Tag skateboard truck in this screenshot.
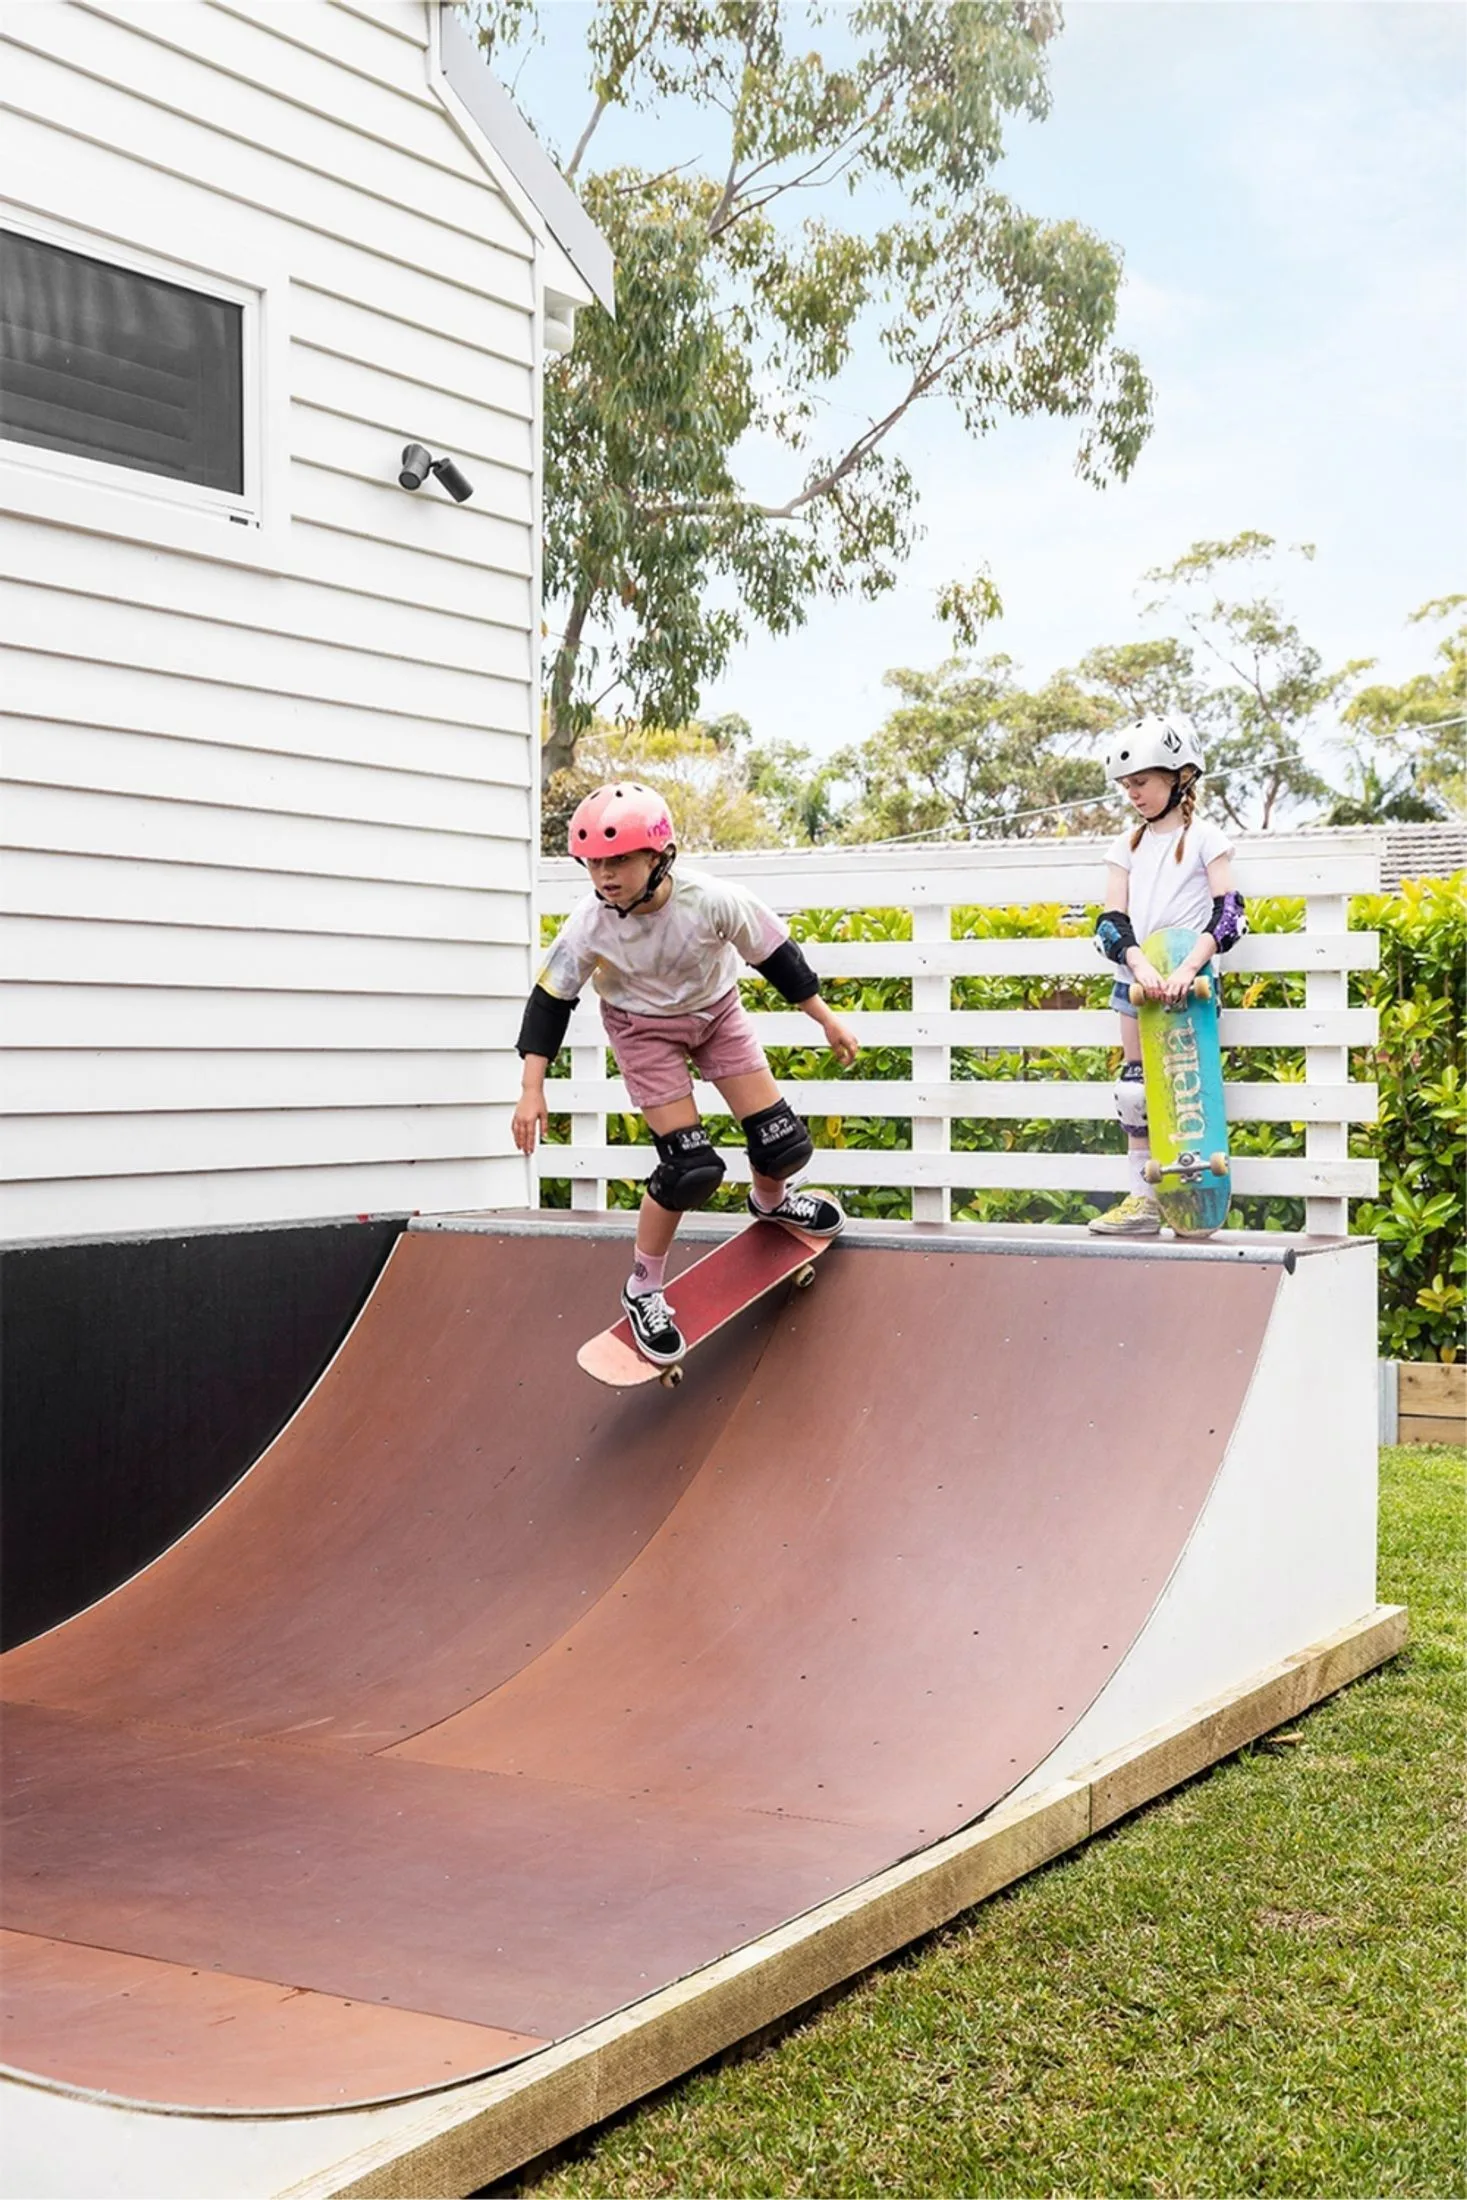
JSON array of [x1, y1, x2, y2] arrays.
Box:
[[1143, 1151, 1228, 1186]]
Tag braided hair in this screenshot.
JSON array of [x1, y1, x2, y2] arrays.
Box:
[[1129, 765, 1201, 862]]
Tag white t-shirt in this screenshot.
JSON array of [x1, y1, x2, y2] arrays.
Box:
[[537, 866, 788, 1016], [1107, 816, 1233, 948]]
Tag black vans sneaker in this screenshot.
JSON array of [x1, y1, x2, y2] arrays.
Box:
[[620, 1284, 686, 1365], [747, 1185, 846, 1238]]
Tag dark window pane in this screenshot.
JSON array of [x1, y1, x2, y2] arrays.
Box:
[[0, 231, 243, 494]]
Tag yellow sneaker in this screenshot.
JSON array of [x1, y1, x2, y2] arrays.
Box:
[[1088, 1192, 1161, 1237]]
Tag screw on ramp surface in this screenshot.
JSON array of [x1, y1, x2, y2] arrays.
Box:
[[0, 1230, 1278, 2112]]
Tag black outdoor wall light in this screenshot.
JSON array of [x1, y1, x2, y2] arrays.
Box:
[[397, 443, 474, 502]]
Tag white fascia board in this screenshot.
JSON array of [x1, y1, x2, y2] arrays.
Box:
[[433, 4, 614, 314]]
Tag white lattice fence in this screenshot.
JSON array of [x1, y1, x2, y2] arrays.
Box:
[[535, 832, 1381, 1235]]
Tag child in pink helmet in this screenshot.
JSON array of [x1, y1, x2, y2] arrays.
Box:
[[513, 783, 859, 1365]]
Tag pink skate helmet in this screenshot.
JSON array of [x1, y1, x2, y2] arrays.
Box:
[[567, 782, 675, 860]]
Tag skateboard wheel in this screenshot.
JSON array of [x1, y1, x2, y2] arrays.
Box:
[[1142, 1159, 1162, 1185], [1209, 1151, 1228, 1176], [1127, 984, 1144, 1007], [659, 1366, 683, 1389], [794, 1265, 816, 1289], [1193, 975, 1212, 1001]]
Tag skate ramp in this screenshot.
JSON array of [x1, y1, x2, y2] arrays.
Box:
[[0, 1227, 1280, 2112]]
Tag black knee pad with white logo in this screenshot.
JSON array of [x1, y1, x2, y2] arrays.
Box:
[[742, 1098, 813, 1181], [646, 1123, 726, 1212]]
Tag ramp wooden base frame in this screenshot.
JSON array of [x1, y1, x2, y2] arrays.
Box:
[[278, 1604, 1405, 2200]]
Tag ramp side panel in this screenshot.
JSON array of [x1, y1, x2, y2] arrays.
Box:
[[1013, 1240, 1378, 1797]]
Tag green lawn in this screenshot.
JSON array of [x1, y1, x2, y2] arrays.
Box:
[[504, 1446, 1465, 2199]]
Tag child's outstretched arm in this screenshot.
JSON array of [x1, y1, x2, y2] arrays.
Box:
[[799, 990, 860, 1067], [512, 984, 576, 1155], [751, 938, 859, 1067]]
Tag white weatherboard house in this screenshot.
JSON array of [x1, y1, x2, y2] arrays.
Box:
[[1, 0, 611, 1247]]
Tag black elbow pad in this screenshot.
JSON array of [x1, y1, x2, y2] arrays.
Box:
[[517, 985, 575, 1061], [1095, 909, 1137, 966], [755, 938, 820, 1004]]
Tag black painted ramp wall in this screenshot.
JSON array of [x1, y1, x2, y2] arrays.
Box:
[[0, 1220, 399, 1646]]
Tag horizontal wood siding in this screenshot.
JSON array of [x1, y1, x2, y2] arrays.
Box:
[[1, 0, 541, 1241]]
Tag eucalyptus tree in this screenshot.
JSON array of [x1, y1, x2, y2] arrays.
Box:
[[1342, 596, 1466, 816], [471, 2, 1153, 779]]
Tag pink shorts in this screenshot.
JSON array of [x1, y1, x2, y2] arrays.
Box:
[[601, 988, 769, 1111]]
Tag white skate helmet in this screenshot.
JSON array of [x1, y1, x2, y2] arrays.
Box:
[[1103, 714, 1204, 782]]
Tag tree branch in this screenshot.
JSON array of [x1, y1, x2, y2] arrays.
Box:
[[617, 310, 1012, 531], [565, 1, 666, 181], [707, 106, 891, 238], [544, 580, 594, 774], [564, 93, 611, 181]]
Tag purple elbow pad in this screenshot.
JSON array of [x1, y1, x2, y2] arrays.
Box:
[[1209, 892, 1247, 953]]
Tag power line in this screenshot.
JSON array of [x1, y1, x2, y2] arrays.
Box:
[[840, 722, 1465, 852], [850, 749, 1321, 851]]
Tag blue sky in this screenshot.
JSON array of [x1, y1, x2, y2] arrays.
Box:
[[508, 2, 1465, 767]]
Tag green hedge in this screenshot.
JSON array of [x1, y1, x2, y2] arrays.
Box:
[[1351, 876, 1465, 1363], [539, 875, 1465, 1361]]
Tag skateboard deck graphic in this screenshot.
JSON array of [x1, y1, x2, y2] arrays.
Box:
[[578, 1219, 829, 1389], [1130, 925, 1231, 1236]]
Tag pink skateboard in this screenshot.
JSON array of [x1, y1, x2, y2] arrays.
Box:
[[577, 1219, 830, 1389]]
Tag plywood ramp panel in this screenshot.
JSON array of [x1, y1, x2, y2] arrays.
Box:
[[1, 1234, 1297, 2117]]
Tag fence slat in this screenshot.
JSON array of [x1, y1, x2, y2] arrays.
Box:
[[539, 833, 1382, 911], [561, 1007, 1378, 1049], [1304, 894, 1352, 1235], [544, 1146, 1378, 1198], [756, 936, 1379, 979], [549, 1079, 1379, 1124], [911, 904, 950, 1223]]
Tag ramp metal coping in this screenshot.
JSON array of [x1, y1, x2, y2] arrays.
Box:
[[412, 1212, 1360, 1268]]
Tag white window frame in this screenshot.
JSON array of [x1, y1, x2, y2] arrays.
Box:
[[0, 206, 290, 571]]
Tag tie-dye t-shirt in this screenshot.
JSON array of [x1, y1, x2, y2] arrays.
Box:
[[537, 867, 788, 1016]]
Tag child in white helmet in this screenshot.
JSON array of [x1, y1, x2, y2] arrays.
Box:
[[512, 783, 859, 1362], [1089, 717, 1247, 1236]]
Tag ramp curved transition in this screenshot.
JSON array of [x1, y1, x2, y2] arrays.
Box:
[[0, 1229, 1278, 2112]]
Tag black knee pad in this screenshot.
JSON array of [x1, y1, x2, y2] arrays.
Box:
[[646, 1123, 726, 1212], [742, 1097, 813, 1181]]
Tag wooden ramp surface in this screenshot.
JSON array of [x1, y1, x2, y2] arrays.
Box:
[[0, 1230, 1279, 2112]]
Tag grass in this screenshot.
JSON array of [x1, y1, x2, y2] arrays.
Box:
[[500, 1447, 1465, 2199]]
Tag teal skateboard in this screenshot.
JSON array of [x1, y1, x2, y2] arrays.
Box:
[[1129, 925, 1231, 1237]]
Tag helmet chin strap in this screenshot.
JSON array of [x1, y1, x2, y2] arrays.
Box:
[[596, 847, 675, 918], [1157, 765, 1197, 820]]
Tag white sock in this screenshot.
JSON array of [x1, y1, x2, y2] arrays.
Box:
[[627, 1249, 666, 1298], [1128, 1146, 1152, 1198]]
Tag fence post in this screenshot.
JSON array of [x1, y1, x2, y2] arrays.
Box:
[[569, 1040, 604, 1213], [912, 903, 951, 1223], [1304, 891, 1350, 1236]]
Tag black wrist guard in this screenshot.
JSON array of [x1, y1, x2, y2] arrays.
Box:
[[517, 984, 575, 1061], [1095, 909, 1137, 966], [755, 938, 820, 1004]]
